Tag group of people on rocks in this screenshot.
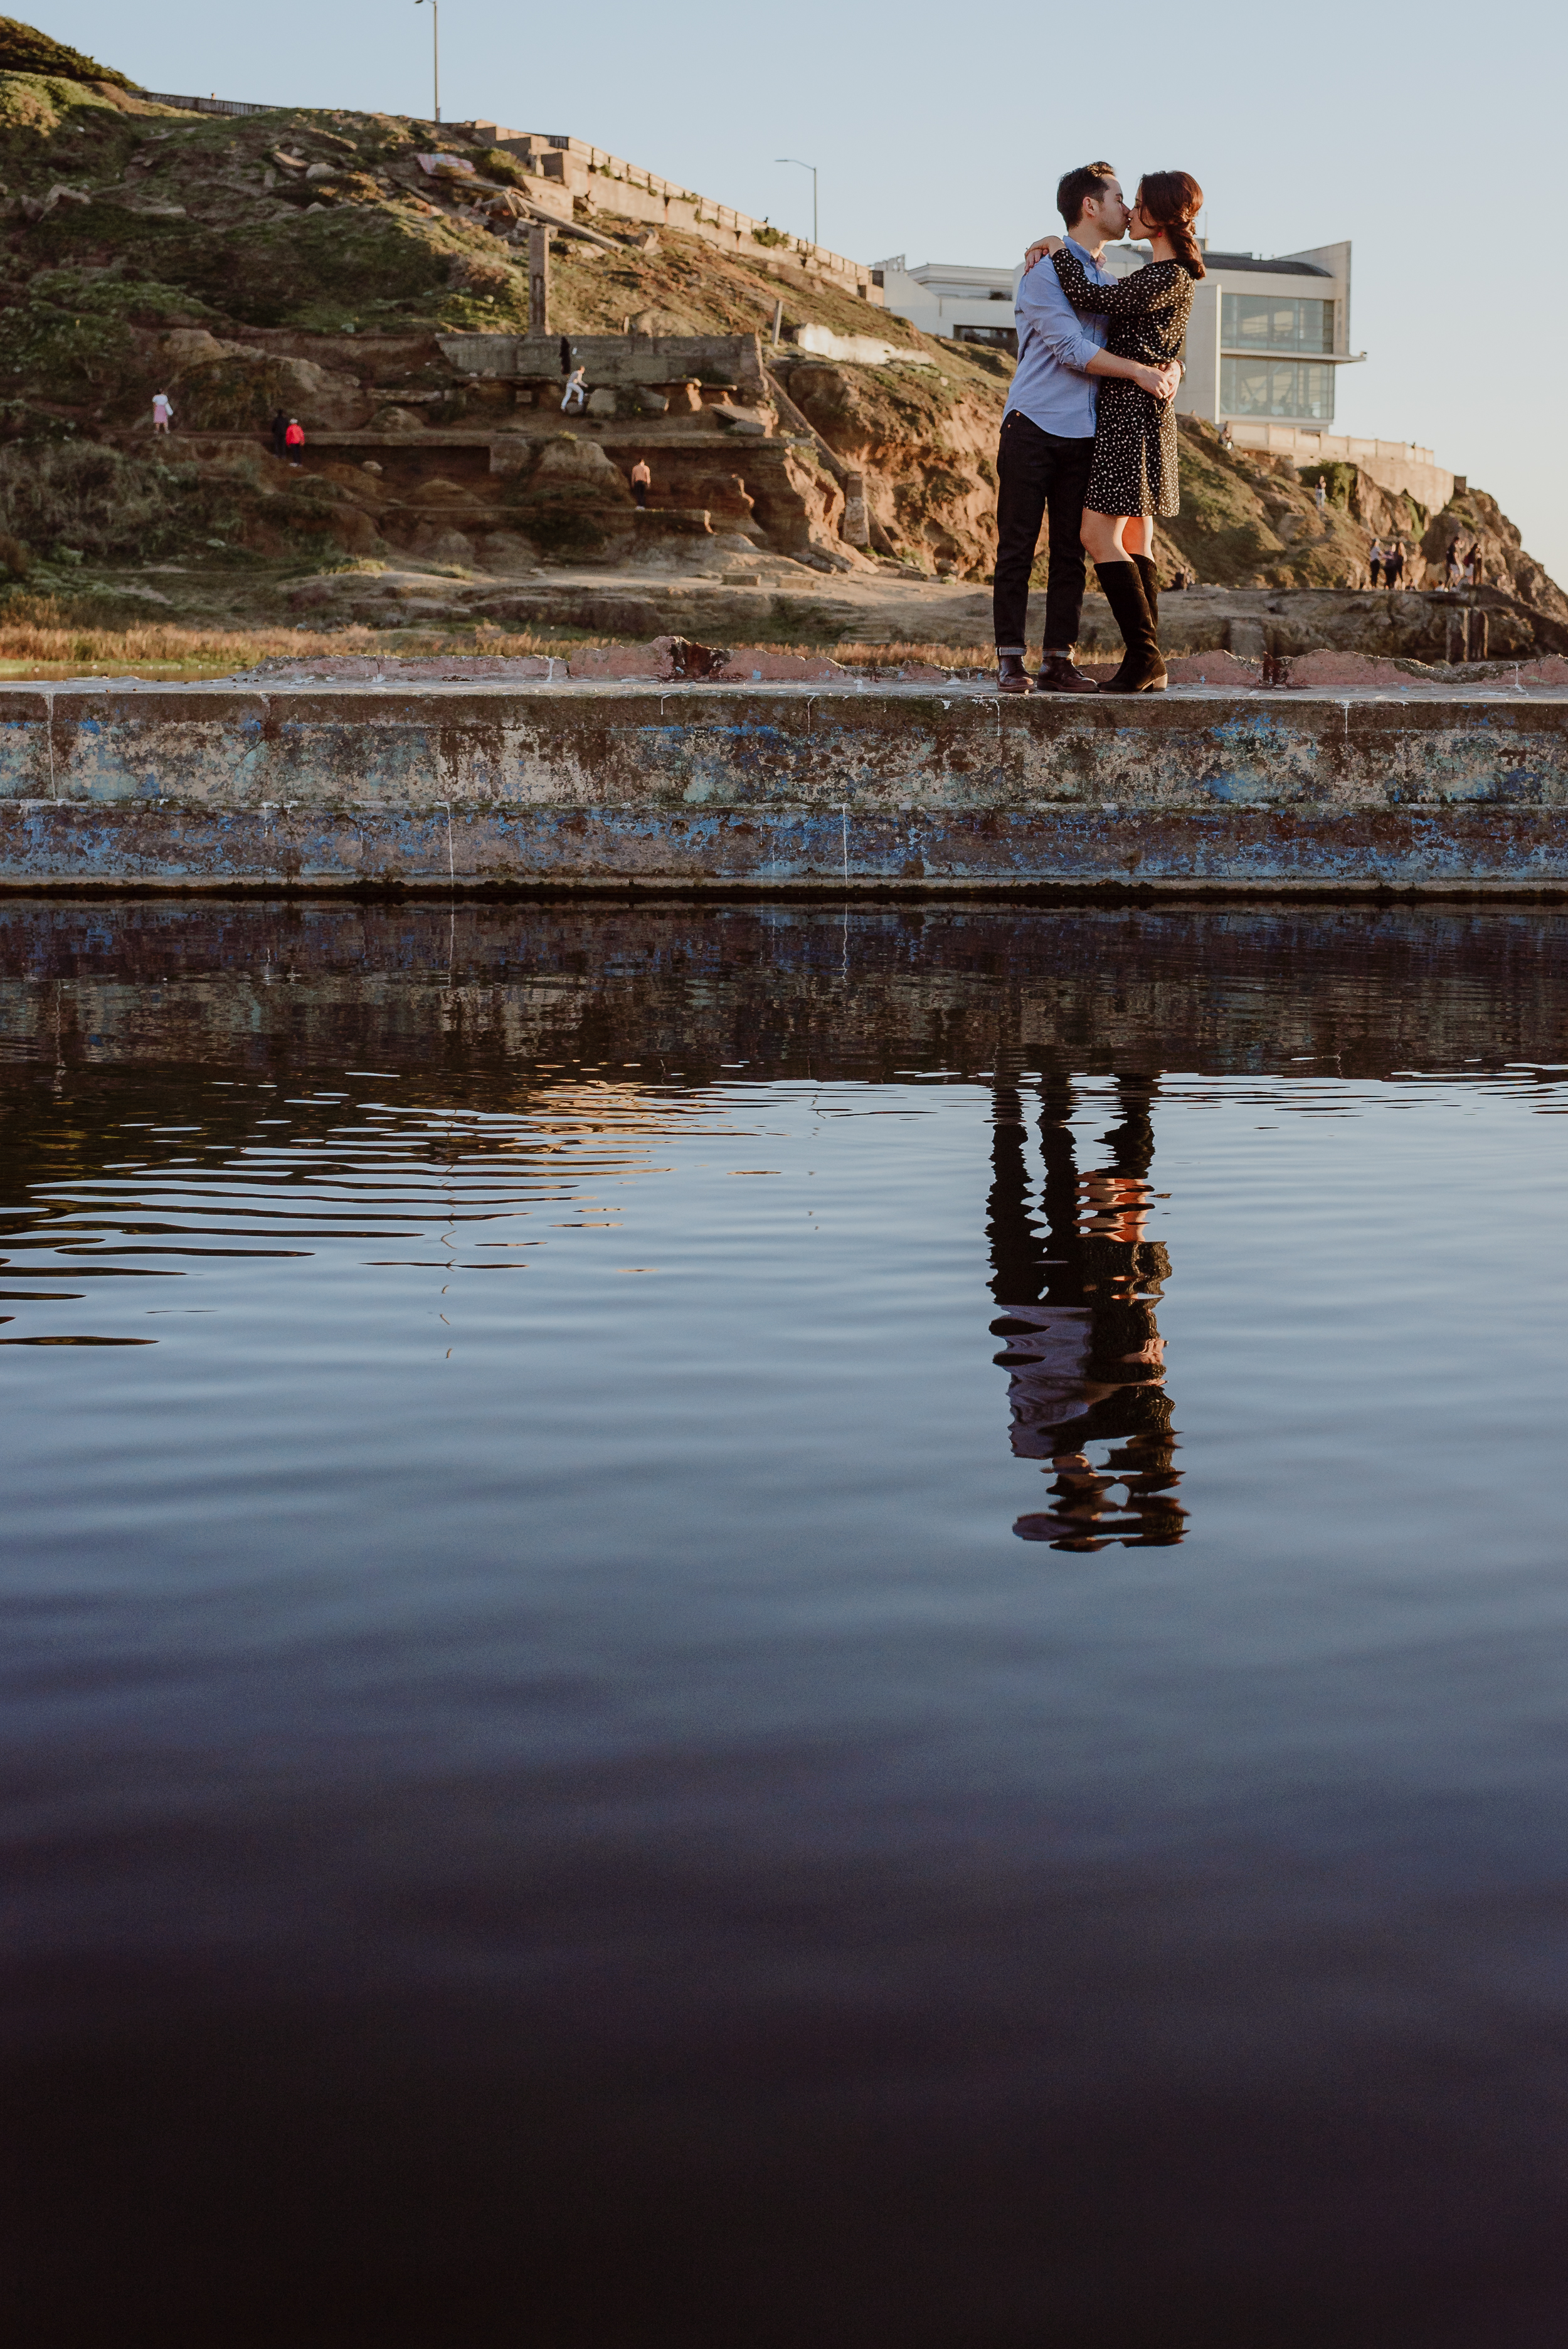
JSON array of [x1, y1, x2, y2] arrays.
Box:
[[149, 393, 305, 467], [1366, 537, 1408, 590], [1442, 538, 1485, 590], [1364, 536, 1483, 591]]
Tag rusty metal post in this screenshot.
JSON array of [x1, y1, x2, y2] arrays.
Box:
[[528, 226, 549, 336]]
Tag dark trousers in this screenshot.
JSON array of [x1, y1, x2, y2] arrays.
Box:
[[993, 409, 1095, 654]]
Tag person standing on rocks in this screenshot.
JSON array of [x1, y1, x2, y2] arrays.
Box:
[[1367, 536, 1384, 587], [1384, 538, 1406, 590], [285, 417, 305, 467], [561, 366, 588, 413], [270, 408, 290, 460], [151, 390, 173, 435], [630, 457, 651, 509], [993, 162, 1182, 695]]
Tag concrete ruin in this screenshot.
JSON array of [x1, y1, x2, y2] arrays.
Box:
[[4, 675, 1568, 896]]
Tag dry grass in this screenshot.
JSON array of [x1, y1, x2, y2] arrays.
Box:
[[0, 601, 613, 679], [0, 603, 999, 681], [827, 641, 992, 675]]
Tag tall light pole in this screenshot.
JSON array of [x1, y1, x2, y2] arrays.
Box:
[[415, 0, 439, 124], [775, 157, 817, 249]]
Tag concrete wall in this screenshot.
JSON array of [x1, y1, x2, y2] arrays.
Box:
[[2, 681, 1567, 895], [437, 332, 769, 396], [1227, 425, 1454, 514], [455, 125, 881, 304]]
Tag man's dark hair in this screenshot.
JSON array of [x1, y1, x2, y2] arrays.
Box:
[[1056, 162, 1118, 230]]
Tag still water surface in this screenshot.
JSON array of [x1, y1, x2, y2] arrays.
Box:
[[4, 904, 1568, 2345]]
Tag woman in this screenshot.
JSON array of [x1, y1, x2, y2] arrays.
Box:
[[1036, 171, 1205, 692]]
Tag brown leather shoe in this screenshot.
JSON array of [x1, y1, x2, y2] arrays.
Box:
[[996, 652, 1030, 694], [1032, 654, 1099, 694]]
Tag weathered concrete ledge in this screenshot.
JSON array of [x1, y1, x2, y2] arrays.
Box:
[[4, 678, 1568, 894]]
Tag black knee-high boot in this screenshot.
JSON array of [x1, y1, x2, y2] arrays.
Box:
[[1094, 559, 1167, 694], [1131, 552, 1160, 645]]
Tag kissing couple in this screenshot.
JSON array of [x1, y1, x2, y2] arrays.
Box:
[[993, 162, 1205, 695]]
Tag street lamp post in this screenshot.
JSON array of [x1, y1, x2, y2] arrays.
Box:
[[775, 157, 817, 249], [415, 0, 440, 124]]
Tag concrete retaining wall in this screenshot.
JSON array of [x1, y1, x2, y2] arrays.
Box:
[[3, 680, 1568, 894]]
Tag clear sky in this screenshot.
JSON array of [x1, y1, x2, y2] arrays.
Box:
[[36, 0, 1568, 584]]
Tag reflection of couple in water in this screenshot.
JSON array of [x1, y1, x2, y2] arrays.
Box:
[[988, 1074, 1187, 1549]]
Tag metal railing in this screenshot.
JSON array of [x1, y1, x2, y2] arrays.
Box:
[[140, 92, 277, 117]]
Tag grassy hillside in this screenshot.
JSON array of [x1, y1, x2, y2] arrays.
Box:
[[0, 24, 1556, 637], [0, 58, 1010, 575]]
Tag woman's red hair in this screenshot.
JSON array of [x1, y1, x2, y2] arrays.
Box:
[[1138, 172, 1205, 278]]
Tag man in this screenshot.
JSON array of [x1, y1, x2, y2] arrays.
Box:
[[561, 365, 588, 413], [630, 457, 651, 509], [995, 164, 1182, 694]]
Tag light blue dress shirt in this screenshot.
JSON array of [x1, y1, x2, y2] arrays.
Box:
[[1003, 236, 1113, 441]]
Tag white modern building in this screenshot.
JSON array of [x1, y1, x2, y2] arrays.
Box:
[[871, 258, 1020, 354]]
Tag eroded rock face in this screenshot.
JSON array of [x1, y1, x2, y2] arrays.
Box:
[[528, 437, 633, 497], [502, 433, 635, 565], [774, 359, 1002, 580], [1422, 487, 1568, 626], [169, 351, 371, 433]]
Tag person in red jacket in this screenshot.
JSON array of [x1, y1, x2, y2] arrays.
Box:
[[284, 418, 305, 468]]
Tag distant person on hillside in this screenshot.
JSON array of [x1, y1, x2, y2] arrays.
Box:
[[285, 417, 305, 467], [270, 409, 290, 460], [151, 390, 173, 435], [1220, 421, 1234, 452], [1384, 538, 1406, 589], [991, 161, 1181, 694], [1446, 539, 1464, 588], [1465, 544, 1483, 588], [630, 457, 651, 509], [1315, 474, 1327, 515], [1367, 536, 1385, 587], [561, 366, 587, 413]]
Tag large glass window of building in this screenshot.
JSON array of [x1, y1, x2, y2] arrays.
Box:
[[1219, 358, 1336, 420], [1221, 295, 1333, 353]]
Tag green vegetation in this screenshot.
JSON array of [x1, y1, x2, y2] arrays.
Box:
[[0, 14, 132, 88]]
